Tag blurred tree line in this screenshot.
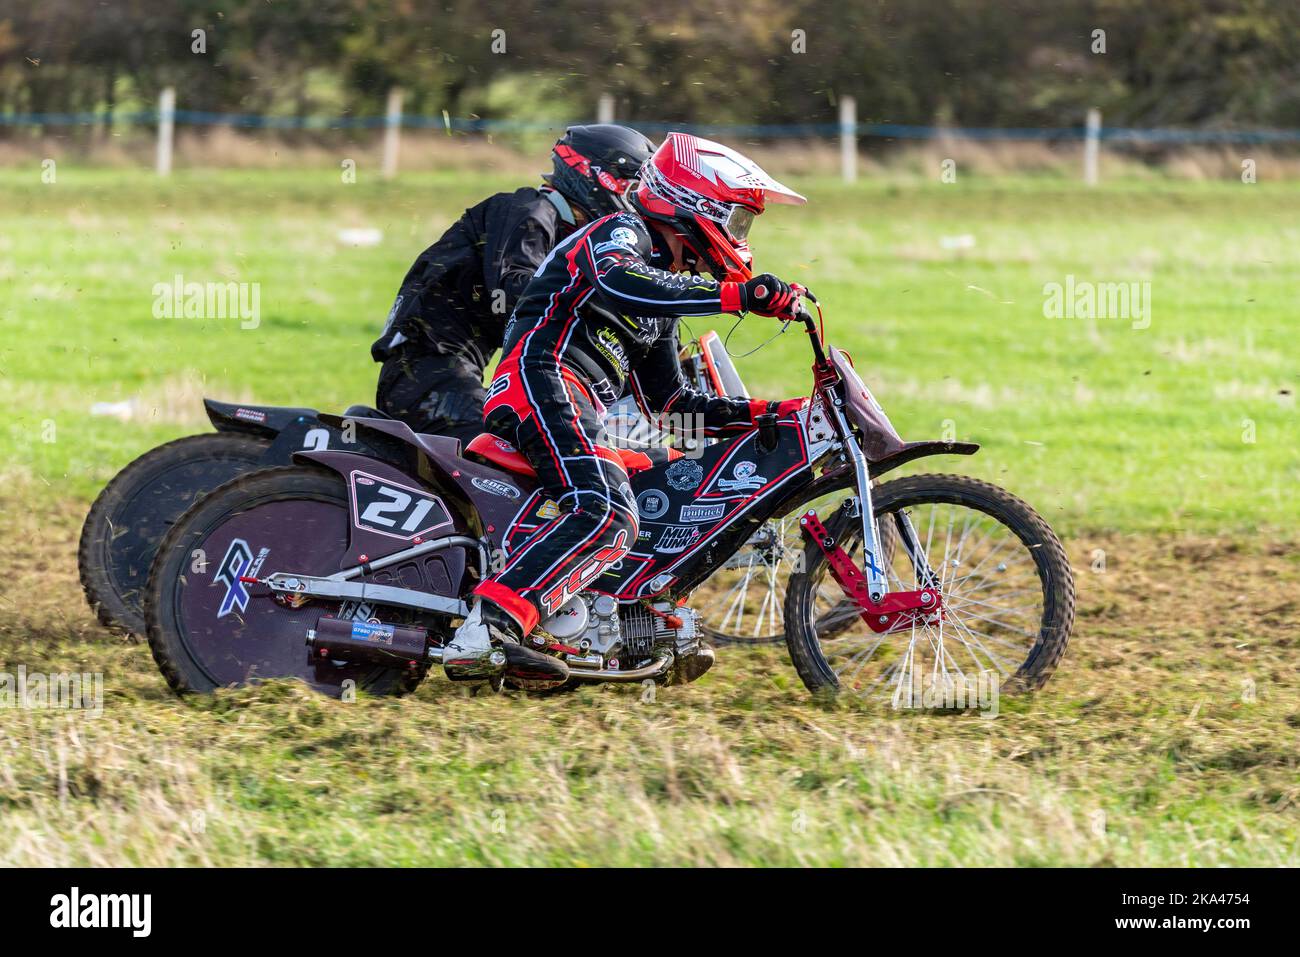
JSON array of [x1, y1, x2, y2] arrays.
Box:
[[1, 0, 1296, 130]]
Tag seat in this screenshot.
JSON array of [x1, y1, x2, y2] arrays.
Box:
[[464, 434, 660, 478], [465, 433, 536, 476], [342, 404, 392, 420]]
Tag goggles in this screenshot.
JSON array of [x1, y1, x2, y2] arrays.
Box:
[[724, 205, 756, 242]]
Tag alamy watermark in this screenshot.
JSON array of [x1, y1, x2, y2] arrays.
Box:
[[50, 887, 150, 937], [600, 409, 710, 459], [0, 666, 104, 716], [152, 274, 261, 329], [1043, 274, 1151, 329]]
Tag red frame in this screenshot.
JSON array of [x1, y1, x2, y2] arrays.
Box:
[[797, 496, 941, 635]]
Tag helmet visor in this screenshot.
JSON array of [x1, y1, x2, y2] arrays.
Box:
[[725, 206, 755, 242]]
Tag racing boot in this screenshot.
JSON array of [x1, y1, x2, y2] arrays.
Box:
[[480, 600, 571, 692], [443, 599, 570, 690], [442, 602, 507, 681]]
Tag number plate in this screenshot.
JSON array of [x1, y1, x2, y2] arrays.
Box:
[[349, 470, 453, 540]]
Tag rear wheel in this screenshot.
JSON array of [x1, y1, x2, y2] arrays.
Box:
[[145, 466, 420, 697], [784, 474, 1075, 701], [79, 432, 271, 635], [699, 514, 814, 645]]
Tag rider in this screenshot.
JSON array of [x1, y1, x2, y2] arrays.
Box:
[[371, 125, 656, 444], [443, 132, 809, 686]]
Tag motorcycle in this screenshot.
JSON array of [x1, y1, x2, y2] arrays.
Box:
[[143, 299, 1075, 702], [79, 333, 764, 639]]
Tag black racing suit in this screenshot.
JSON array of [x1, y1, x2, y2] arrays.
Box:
[[372, 187, 573, 444], [476, 211, 768, 634]]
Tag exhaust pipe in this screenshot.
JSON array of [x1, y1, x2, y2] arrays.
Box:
[[306, 616, 434, 670], [566, 654, 673, 683], [308, 617, 673, 685]]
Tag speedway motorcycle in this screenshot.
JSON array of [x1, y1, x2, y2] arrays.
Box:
[[78, 333, 753, 638], [144, 300, 1075, 702]]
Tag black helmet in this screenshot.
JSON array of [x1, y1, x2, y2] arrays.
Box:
[[547, 124, 656, 219]]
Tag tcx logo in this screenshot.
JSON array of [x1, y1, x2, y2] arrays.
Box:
[[541, 529, 630, 614]]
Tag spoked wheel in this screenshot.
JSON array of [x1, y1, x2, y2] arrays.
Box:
[[785, 474, 1075, 702], [145, 466, 423, 697], [698, 516, 802, 645], [699, 481, 895, 646]]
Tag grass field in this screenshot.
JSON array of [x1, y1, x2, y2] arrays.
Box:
[[0, 166, 1297, 865]]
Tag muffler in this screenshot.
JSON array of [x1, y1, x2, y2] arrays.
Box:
[[306, 616, 435, 670]]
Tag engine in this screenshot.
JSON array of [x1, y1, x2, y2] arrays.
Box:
[[538, 593, 702, 668]]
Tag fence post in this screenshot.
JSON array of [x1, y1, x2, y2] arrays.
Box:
[[597, 93, 615, 124], [839, 95, 857, 183], [1084, 107, 1101, 186], [382, 87, 404, 180], [156, 86, 175, 176]]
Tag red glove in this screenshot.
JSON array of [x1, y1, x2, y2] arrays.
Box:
[[737, 273, 798, 318]]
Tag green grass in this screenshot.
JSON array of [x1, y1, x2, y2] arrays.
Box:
[[2, 168, 1297, 534], [2, 514, 1297, 866], [0, 167, 1297, 866]]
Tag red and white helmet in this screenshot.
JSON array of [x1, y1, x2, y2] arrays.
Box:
[[631, 132, 806, 282]]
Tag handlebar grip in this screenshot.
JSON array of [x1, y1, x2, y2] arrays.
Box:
[[790, 282, 818, 304]]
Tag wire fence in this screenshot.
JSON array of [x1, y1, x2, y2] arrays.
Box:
[[5, 109, 1300, 144], [6, 94, 1298, 185]]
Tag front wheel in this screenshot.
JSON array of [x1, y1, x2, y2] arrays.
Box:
[[784, 473, 1075, 702]]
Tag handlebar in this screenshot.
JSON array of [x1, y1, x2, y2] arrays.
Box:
[[785, 282, 818, 324]]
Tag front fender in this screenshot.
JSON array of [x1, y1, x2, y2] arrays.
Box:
[[869, 440, 979, 478]]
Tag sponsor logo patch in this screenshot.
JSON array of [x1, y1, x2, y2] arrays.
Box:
[[485, 374, 511, 403], [665, 458, 704, 491], [617, 481, 636, 510], [471, 476, 521, 500], [350, 621, 395, 645], [233, 407, 267, 424], [541, 529, 630, 614], [593, 226, 640, 253], [717, 460, 767, 492], [594, 326, 629, 371], [609, 226, 639, 247], [214, 538, 269, 618], [636, 488, 670, 520], [679, 502, 726, 523], [537, 498, 561, 520], [655, 526, 701, 554]]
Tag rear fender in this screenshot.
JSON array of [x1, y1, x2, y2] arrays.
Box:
[[294, 449, 475, 598], [204, 398, 320, 438], [305, 416, 542, 551]]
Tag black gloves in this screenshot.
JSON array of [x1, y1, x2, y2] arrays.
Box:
[[739, 273, 798, 318]]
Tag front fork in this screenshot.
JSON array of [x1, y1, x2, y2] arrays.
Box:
[[823, 395, 889, 601], [810, 393, 941, 617]]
